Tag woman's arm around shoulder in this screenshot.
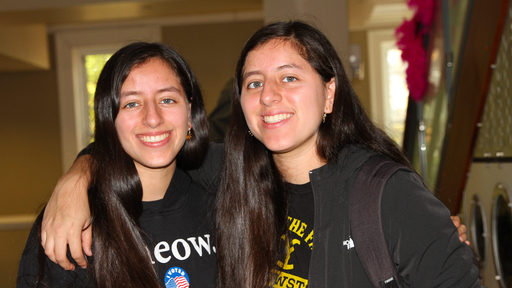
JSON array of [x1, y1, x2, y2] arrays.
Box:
[[41, 155, 92, 271]]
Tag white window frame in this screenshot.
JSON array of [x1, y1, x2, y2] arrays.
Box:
[[54, 26, 161, 171], [367, 28, 407, 144]]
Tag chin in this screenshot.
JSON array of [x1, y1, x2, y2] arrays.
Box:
[[137, 156, 176, 169], [260, 140, 292, 154], [145, 162, 174, 169]]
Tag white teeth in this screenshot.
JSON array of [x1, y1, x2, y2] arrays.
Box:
[[140, 133, 170, 143], [263, 114, 292, 124]]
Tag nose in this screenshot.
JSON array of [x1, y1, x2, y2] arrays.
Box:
[[259, 80, 281, 107], [142, 102, 164, 128]]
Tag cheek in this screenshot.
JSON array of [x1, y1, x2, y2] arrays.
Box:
[[114, 115, 134, 141], [240, 96, 255, 128], [310, 86, 330, 114], [240, 94, 257, 116], [164, 109, 190, 132]]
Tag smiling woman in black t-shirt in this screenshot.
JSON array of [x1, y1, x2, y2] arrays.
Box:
[[17, 42, 215, 288]]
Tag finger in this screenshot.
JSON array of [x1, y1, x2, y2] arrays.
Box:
[[54, 236, 75, 271], [41, 208, 54, 250], [458, 224, 467, 235], [82, 226, 93, 257], [458, 227, 467, 243], [69, 233, 87, 269], [43, 235, 56, 263], [451, 215, 461, 226], [41, 230, 47, 250]]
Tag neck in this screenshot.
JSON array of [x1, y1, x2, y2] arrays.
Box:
[[273, 144, 326, 185], [135, 162, 176, 201]]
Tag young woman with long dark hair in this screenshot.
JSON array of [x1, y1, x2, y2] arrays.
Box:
[[213, 21, 480, 288], [36, 22, 474, 288], [17, 42, 215, 288]]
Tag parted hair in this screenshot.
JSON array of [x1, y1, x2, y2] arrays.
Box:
[[88, 42, 209, 288], [216, 21, 411, 288], [31, 42, 208, 288]]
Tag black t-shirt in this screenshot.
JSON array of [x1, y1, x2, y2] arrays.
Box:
[[17, 169, 216, 288], [273, 182, 314, 288], [139, 169, 216, 288]]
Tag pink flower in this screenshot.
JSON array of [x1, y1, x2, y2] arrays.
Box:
[[395, 0, 435, 102]]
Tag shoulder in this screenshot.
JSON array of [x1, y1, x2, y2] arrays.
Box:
[[167, 168, 212, 203], [185, 142, 224, 191], [380, 170, 481, 287], [382, 169, 431, 208], [203, 142, 224, 167], [379, 169, 444, 226], [311, 145, 381, 205], [333, 145, 380, 173], [175, 168, 214, 212], [322, 145, 382, 187]]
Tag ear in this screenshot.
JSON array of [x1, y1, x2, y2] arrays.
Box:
[[324, 77, 336, 114], [188, 102, 192, 130]]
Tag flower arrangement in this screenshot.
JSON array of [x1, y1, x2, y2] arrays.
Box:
[[396, 0, 435, 102]]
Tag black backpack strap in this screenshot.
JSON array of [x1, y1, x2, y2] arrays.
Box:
[[350, 156, 409, 288]]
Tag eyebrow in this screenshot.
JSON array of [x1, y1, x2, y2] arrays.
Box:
[[242, 63, 304, 80], [120, 86, 182, 98], [277, 64, 304, 71]]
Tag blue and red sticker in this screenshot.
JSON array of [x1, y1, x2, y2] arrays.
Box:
[[165, 267, 190, 288]]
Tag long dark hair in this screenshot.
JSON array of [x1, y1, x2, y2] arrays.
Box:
[[88, 42, 208, 288], [216, 21, 411, 287], [31, 42, 208, 288]]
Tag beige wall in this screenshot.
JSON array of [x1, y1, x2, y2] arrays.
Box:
[[162, 20, 264, 114], [0, 60, 62, 286], [349, 30, 372, 116]]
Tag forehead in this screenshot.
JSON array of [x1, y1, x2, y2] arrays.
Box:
[[129, 58, 176, 77], [120, 58, 188, 100], [244, 39, 309, 68], [122, 58, 183, 89]]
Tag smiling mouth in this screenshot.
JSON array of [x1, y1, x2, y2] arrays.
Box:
[[263, 114, 293, 124], [138, 133, 170, 143]]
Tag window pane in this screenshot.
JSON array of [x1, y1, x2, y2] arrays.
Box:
[[386, 48, 408, 146], [85, 54, 112, 141]]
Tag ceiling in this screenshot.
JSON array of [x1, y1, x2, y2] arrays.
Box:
[[0, 0, 411, 72], [0, 0, 409, 28], [0, 0, 260, 26]]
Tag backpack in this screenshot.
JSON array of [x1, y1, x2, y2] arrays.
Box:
[[350, 156, 410, 288]]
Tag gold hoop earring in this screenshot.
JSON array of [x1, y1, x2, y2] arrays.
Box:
[[322, 113, 327, 123], [186, 129, 192, 140]]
